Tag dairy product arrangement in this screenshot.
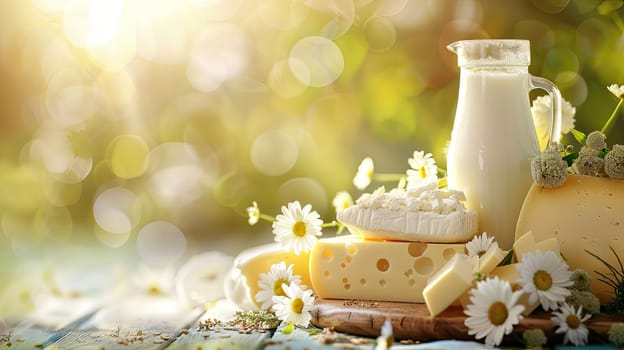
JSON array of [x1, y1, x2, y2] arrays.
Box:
[[223, 40, 624, 348]]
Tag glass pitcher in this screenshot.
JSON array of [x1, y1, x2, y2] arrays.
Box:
[[446, 39, 562, 250]]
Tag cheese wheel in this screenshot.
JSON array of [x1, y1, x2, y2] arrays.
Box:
[[224, 243, 311, 310], [515, 174, 624, 303]]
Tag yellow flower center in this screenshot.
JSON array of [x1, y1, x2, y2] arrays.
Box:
[[147, 285, 161, 295], [273, 278, 288, 296], [292, 221, 307, 237], [419, 165, 427, 179], [533, 270, 552, 291], [566, 314, 581, 329], [488, 301, 508, 326], [291, 297, 304, 314]]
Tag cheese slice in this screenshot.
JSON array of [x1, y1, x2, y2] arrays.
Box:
[[423, 253, 477, 316], [338, 207, 478, 243], [516, 174, 624, 303], [224, 243, 311, 310], [513, 231, 560, 262], [309, 235, 465, 304]]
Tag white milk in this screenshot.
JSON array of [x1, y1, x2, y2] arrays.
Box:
[[447, 68, 540, 250]]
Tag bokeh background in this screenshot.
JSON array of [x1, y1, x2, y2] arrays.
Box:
[[1, 0, 624, 317]]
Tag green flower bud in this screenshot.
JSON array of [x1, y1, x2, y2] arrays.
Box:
[[609, 323, 624, 346], [531, 143, 568, 188], [523, 328, 547, 348], [605, 144, 624, 179], [586, 131, 607, 151], [570, 269, 592, 291], [565, 289, 600, 315], [576, 147, 606, 177]]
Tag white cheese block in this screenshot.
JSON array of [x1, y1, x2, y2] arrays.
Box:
[[338, 207, 478, 243], [224, 243, 311, 310], [516, 174, 624, 303], [309, 235, 465, 303]]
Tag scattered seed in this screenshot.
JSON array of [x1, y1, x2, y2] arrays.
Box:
[[160, 334, 172, 340], [153, 339, 164, 344]]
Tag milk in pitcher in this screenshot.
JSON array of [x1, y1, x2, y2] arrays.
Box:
[[447, 67, 540, 250]]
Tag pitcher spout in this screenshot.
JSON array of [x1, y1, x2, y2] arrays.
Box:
[[446, 41, 462, 55]]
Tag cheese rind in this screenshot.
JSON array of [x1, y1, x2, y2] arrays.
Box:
[[309, 236, 465, 304], [338, 207, 478, 242], [224, 243, 311, 310], [423, 254, 476, 316], [516, 174, 624, 303]]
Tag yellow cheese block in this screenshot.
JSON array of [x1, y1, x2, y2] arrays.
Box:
[[423, 253, 476, 316], [477, 245, 508, 275], [225, 243, 311, 310], [516, 174, 624, 303], [454, 244, 508, 312], [513, 231, 560, 262], [309, 236, 465, 304]]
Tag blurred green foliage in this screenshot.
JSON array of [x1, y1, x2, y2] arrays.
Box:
[[0, 0, 623, 255]]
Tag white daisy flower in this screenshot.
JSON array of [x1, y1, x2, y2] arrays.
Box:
[[246, 201, 260, 226], [608, 84, 624, 99], [332, 191, 353, 213], [175, 251, 234, 306], [466, 232, 497, 258], [132, 264, 175, 296], [551, 302, 591, 346], [517, 250, 573, 311], [272, 282, 315, 327], [375, 319, 394, 350], [531, 95, 576, 151], [353, 157, 374, 190], [272, 201, 323, 255], [255, 262, 303, 310], [406, 151, 438, 190], [464, 276, 525, 347]]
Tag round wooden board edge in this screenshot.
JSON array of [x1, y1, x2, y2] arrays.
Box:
[[312, 298, 624, 345]]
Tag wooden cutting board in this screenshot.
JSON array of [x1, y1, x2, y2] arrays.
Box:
[[311, 299, 624, 345]]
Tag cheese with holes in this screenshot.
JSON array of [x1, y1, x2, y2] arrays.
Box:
[[423, 254, 477, 316], [224, 243, 311, 310], [516, 174, 624, 303], [338, 186, 478, 242], [309, 235, 465, 304], [513, 231, 560, 262]]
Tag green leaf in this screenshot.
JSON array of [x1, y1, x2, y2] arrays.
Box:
[[437, 177, 448, 189], [598, 149, 609, 158], [598, 0, 623, 15], [281, 322, 295, 334], [563, 152, 579, 166], [570, 128, 587, 145], [498, 249, 514, 266]]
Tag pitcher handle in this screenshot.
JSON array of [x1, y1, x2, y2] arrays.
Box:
[[529, 75, 563, 148]]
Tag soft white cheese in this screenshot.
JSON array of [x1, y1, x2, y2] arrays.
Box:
[[338, 186, 478, 242]]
